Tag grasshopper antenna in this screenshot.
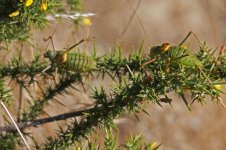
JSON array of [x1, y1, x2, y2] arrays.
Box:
[[65, 39, 86, 53], [65, 37, 95, 53], [43, 19, 60, 51], [119, 0, 142, 38], [123, 0, 148, 40], [44, 36, 56, 51]]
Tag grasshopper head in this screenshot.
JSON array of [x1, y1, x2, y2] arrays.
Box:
[[150, 43, 170, 56], [44, 50, 57, 61], [161, 43, 170, 52]]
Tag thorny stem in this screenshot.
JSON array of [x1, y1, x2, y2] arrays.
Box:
[[0, 106, 95, 132]]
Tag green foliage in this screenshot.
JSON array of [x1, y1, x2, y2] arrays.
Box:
[[67, 129, 161, 150], [0, 79, 12, 103], [0, 2, 225, 150], [22, 73, 83, 121], [124, 134, 143, 150], [0, 39, 225, 149], [104, 129, 118, 150], [0, 0, 83, 42], [67, 0, 83, 11], [0, 132, 18, 150]]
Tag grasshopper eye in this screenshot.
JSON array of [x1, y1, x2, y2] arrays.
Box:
[[161, 43, 170, 52]]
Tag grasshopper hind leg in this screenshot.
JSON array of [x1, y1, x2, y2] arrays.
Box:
[[179, 31, 205, 49]]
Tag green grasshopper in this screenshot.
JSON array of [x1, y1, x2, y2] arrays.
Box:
[[164, 43, 202, 68], [147, 32, 203, 69], [43, 38, 96, 73], [144, 32, 213, 108]]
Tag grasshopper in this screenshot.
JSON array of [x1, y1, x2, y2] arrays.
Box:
[[44, 38, 96, 73], [144, 31, 204, 69], [143, 32, 214, 107]]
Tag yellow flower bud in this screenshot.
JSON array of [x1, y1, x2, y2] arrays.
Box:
[[24, 0, 33, 7], [181, 45, 188, 49], [149, 141, 158, 149], [40, 2, 48, 11], [9, 10, 20, 17], [214, 84, 222, 90], [82, 18, 92, 26]]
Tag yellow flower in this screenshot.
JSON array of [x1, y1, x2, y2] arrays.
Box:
[[77, 147, 81, 150], [82, 18, 92, 26], [181, 45, 188, 49], [40, 2, 48, 11], [9, 10, 20, 17], [214, 84, 222, 90], [24, 0, 33, 7], [149, 141, 158, 149]]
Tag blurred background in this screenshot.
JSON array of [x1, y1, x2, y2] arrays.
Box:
[[8, 0, 226, 149]]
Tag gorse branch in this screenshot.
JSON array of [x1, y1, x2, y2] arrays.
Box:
[[0, 106, 94, 132], [39, 42, 226, 149], [22, 73, 83, 121], [0, 35, 226, 149], [0, 0, 83, 42], [0, 1, 225, 149]]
